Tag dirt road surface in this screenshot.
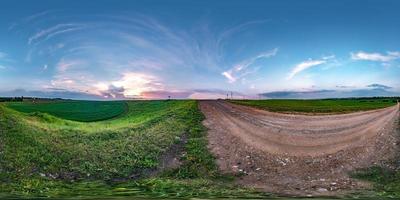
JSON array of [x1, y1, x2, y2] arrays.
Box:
[[200, 100, 400, 196]]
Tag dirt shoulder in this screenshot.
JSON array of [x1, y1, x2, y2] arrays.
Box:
[[200, 100, 400, 196]]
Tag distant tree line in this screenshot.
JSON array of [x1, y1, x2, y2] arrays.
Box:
[[0, 97, 24, 102], [0, 96, 65, 102]]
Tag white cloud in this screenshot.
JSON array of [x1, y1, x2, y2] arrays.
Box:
[[222, 48, 278, 83], [0, 65, 6, 69], [286, 55, 337, 80], [222, 71, 236, 83], [43, 64, 48, 70], [351, 51, 400, 62], [112, 72, 162, 98], [287, 59, 326, 80]]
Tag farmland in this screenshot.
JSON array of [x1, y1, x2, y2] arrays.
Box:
[[0, 98, 399, 199], [229, 98, 398, 114], [6, 100, 127, 122], [1, 100, 263, 198]]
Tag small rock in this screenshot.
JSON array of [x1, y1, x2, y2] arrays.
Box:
[[317, 188, 328, 192], [39, 173, 46, 177], [256, 168, 261, 171]]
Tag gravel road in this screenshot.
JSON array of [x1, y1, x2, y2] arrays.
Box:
[[200, 100, 400, 196]]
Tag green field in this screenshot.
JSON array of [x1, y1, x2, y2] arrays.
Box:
[[230, 98, 398, 114], [0, 100, 262, 199], [1, 99, 399, 199], [6, 100, 127, 122]]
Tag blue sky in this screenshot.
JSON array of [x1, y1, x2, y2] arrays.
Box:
[[0, 0, 399, 99]]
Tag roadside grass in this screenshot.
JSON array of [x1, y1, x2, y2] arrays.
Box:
[[0, 100, 264, 198], [352, 113, 400, 198], [5, 100, 127, 122], [352, 167, 400, 198], [229, 98, 397, 114]]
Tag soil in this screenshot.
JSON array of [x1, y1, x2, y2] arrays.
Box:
[[200, 100, 400, 197]]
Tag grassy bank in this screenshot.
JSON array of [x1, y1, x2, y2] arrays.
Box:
[[229, 98, 397, 114], [0, 100, 263, 198]]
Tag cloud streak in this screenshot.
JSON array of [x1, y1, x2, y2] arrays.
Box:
[[286, 55, 336, 80], [222, 48, 278, 83], [287, 59, 326, 80], [351, 51, 400, 62], [28, 23, 86, 45]]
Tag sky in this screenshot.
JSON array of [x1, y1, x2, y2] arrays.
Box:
[[0, 0, 400, 99]]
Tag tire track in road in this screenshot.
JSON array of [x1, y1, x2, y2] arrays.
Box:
[[201, 100, 398, 156]]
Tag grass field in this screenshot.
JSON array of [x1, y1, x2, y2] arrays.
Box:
[[1, 98, 399, 199], [229, 98, 398, 114], [6, 101, 127, 122], [0, 100, 263, 198]]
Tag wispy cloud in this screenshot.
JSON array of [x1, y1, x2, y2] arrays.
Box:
[[217, 19, 271, 52], [0, 65, 6, 70], [351, 51, 400, 62], [28, 23, 86, 45], [0, 51, 14, 65], [21, 13, 280, 98], [287, 59, 326, 80], [24, 10, 53, 23], [8, 10, 56, 32], [222, 48, 278, 83], [287, 55, 336, 80], [56, 59, 83, 72]]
